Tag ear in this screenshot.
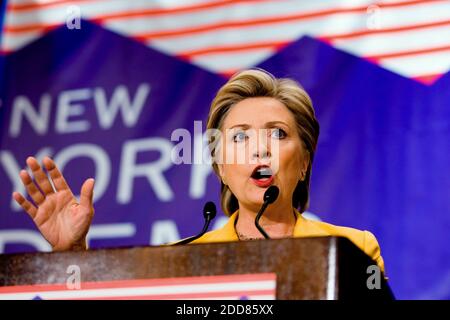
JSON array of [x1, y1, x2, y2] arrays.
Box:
[[300, 150, 310, 181], [217, 163, 227, 185]]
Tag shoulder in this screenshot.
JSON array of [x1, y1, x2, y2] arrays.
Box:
[[190, 229, 232, 244], [191, 213, 239, 244], [306, 219, 385, 274]]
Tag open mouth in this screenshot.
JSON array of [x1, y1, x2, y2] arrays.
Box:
[[250, 165, 274, 187], [251, 165, 273, 179]]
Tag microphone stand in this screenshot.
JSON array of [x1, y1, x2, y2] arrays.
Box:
[[173, 202, 216, 245], [254, 185, 280, 240], [255, 201, 271, 239]]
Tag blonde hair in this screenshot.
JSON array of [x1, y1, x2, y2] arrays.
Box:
[[206, 69, 319, 216]]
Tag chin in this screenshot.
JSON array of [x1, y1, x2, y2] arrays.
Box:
[[245, 195, 265, 208], [239, 185, 267, 206]]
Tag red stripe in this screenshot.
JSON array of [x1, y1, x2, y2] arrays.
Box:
[[177, 40, 289, 59], [3, 0, 439, 36], [91, 0, 270, 22], [54, 289, 276, 300], [364, 44, 450, 61], [0, 273, 276, 294], [131, 0, 444, 40], [6, 0, 256, 13], [412, 73, 444, 84], [321, 19, 450, 42], [3, 0, 270, 33], [0, 49, 13, 55], [219, 69, 240, 78], [7, 0, 107, 12], [3, 24, 61, 34]]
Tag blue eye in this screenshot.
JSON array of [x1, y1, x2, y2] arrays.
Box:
[[271, 128, 286, 139], [233, 131, 247, 142]]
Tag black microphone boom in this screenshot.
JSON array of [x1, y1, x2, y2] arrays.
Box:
[[173, 201, 217, 245], [255, 185, 279, 239]]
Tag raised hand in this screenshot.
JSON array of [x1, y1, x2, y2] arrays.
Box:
[[12, 156, 95, 251]]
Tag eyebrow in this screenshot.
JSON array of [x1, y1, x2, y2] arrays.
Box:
[[228, 121, 289, 130]]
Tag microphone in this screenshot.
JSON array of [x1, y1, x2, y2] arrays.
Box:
[[255, 185, 279, 239], [173, 201, 217, 245]]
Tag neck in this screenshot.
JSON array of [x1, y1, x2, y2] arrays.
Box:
[[235, 200, 297, 239]]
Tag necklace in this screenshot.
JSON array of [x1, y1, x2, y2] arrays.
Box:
[[235, 224, 295, 241], [236, 232, 262, 241], [234, 209, 298, 241]]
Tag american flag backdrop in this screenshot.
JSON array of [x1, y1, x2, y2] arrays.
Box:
[[0, 0, 449, 300], [2, 0, 450, 82]]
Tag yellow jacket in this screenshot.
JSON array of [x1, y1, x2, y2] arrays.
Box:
[[192, 209, 385, 274]]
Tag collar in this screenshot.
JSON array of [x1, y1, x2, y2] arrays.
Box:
[[211, 208, 330, 242]]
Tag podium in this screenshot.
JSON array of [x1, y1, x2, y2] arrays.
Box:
[[0, 237, 394, 300]]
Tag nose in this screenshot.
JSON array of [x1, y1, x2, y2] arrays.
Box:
[[252, 148, 270, 160], [250, 131, 271, 161]]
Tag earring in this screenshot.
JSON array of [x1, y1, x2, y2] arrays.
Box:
[[300, 171, 306, 181]]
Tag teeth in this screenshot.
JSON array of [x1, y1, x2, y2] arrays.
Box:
[[258, 168, 272, 176], [252, 167, 272, 179]]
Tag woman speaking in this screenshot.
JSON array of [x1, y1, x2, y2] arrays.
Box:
[[12, 69, 385, 274]]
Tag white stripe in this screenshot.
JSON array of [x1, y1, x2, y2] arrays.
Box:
[[100, 2, 371, 36], [0, 280, 276, 300], [7, 0, 446, 37], [189, 49, 276, 72], [0, 1, 364, 51], [4, 1, 447, 51], [2, 0, 449, 79], [134, 5, 449, 56], [378, 50, 450, 77], [4, 0, 385, 27], [109, 1, 450, 40], [5, 0, 216, 26], [331, 24, 450, 58], [141, 14, 368, 54], [0, 30, 43, 51], [5, 0, 216, 27], [326, 237, 337, 300], [6, 0, 436, 36], [327, 1, 450, 35]]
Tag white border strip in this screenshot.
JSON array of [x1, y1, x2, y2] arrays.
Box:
[[326, 237, 337, 300]]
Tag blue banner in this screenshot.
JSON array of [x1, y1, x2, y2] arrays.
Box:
[[0, 1, 449, 299]]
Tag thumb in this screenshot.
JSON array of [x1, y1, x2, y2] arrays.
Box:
[[80, 178, 95, 209]]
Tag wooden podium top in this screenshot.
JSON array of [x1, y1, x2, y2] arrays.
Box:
[[0, 237, 394, 300]]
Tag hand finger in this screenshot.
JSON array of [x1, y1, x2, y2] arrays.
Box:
[[12, 191, 37, 219], [26, 156, 55, 195], [19, 170, 46, 206], [79, 178, 95, 209], [42, 156, 71, 193]]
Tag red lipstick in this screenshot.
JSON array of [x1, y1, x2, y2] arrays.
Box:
[[250, 165, 274, 188]]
